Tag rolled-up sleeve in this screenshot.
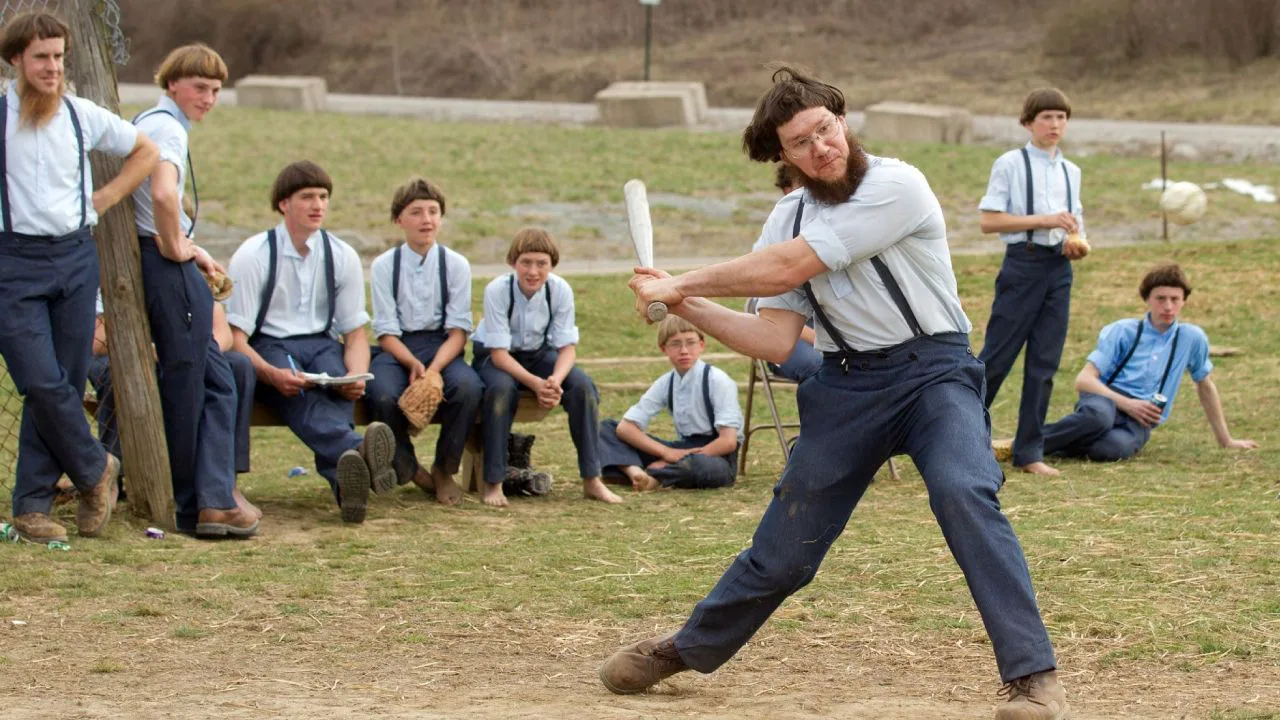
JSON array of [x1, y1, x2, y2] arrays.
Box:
[[979, 154, 1013, 213], [549, 280, 580, 348], [445, 252, 474, 333], [481, 277, 513, 350], [78, 100, 138, 157], [137, 115, 185, 171], [709, 368, 743, 431], [370, 250, 400, 338], [1188, 328, 1213, 382], [332, 243, 370, 336], [801, 166, 937, 271], [622, 375, 669, 431], [226, 235, 267, 336], [1086, 321, 1128, 378]]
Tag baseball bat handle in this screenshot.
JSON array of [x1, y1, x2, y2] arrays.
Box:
[[646, 302, 668, 323]]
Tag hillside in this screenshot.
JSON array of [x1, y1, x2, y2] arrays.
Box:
[[116, 0, 1280, 124]]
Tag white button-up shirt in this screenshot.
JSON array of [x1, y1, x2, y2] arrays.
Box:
[[978, 142, 1084, 247], [755, 155, 972, 352], [226, 222, 369, 339], [131, 95, 193, 238], [1, 87, 138, 236], [472, 272, 579, 351], [623, 360, 743, 441], [370, 242, 473, 338]]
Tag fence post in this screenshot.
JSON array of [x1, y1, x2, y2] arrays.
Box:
[[65, 0, 175, 528]]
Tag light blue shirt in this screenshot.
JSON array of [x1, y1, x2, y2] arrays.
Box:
[[370, 242, 473, 338], [756, 155, 972, 352], [1087, 314, 1212, 424], [1, 87, 138, 236], [472, 273, 579, 351], [978, 142, 1084, 247], [131, 95, 193, 238], [226, 222, 369, 339], [622, 360, 743, 440]]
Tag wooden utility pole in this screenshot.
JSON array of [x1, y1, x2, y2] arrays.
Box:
[[65, 0, 175, 527]]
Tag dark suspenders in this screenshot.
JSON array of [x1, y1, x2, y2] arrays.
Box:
[[0, 96, 86, 234], [792, 198, 923, 373], [666, 363, 717, 433], [252, 228, 336, 340], [392, 243, 449, 331], [1104, 319, 1182, 397], [506, 274, 553, 348], [1019, 148, 1072, 246], [132, 107, 198, 235]]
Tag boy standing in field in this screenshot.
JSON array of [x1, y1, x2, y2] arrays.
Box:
[[471, 228, 621, 507], [977, 88, 1088, 476], [597, 316, 742, 491], [366, 178, 482, 506]]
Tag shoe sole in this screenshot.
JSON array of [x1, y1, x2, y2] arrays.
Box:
[[337, 451, 370, 524], [14, 529, 69, 544], [195, 519, 260, 539], [363, 422, 397, 494]]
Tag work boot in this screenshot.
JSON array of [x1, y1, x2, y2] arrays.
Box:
[[195, 507, 259, 539], [598, 632, 689, 694], [337, 449, 371, 524], [77, 454, 120, 537], [12, 512, 68, 544], [360, 422, 397, 494], [994, 669, 1069, 720]]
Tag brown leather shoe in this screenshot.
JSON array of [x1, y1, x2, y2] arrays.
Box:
[[359, 421, 397, 494], [598, 632, 689, 694], [233, 487, 263, 522], [994, 669, 1069, 720], [12, 512, 68, 544], [195, 507, 259, 539], [77, 454, 120, 537]]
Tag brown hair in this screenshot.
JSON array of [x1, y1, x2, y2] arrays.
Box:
[[270, 161, 333, 213], [657, 315, 703, 347], [390, 177, 447, 220], [1020, 88, 1072, 126], [505, 227, 560, 267], [742, 66, 846, 163], [1, 11, 68, 64], [154, 43, 228, 89], [774, 163, 798, 193], [1139, 262, 1192, 300]]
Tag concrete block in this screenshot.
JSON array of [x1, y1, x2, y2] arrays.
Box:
[[862, 101, 973, 144], [594, 81, 706, 128], [234, 75, 328, 112]]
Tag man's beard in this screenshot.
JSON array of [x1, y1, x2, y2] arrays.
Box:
[[795, 131, 870, 205], [18, 74, 65, 129]]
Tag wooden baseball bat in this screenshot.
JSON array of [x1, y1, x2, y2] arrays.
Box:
[[622, 179, 668, 322]]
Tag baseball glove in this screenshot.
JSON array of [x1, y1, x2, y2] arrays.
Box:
[[398, 369, 444, 435], [203, 269, 234, 301]]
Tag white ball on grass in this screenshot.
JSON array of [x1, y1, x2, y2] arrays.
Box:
[[1160, 181, 1207, 225]]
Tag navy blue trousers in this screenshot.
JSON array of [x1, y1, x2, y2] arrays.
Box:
[[672, 333, 1056, 684], [251, 334, 363, 499], [140, 239, 237, 529], [473, 342, 600, 484], [1043, 392, 1151, 462], [87, 348, 256, 477], [979, 244, 1072, 467], [597, 418, 736, 489], [366, 331, 483, 480], [0, 229, 110, 515]]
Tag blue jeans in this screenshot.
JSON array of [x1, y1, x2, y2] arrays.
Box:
[[597, 418, 737, 490], [366, 331, 484, 480], [1043, 392, 1151, 461], [0, 228, 110, 516], [766, 339, 822, 383], [979, 244, 1072, 466], [672, 333, 1057, 684], [473, 342, 600, 484]]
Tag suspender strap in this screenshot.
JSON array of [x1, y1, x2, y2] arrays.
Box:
[[392, 243, 449, 331], [1103, 320, 1144, 387], [507, 275, 553, 348], [253, 230, 280, 340], [65, 99, 86, 229], [868, 256, 923, 337], [664, 363, 718, 434], [1156, 327, 1182, 396], [392, 244, 401, 316], [132, 108, 198, 235], [321, 230, 336, 335], [0, 97, 86, 233], [1020, 147, 1073, 247]]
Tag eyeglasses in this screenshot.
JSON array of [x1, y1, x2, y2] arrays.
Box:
[[783, 115, 843, 160], [663, 339, 701, 351]]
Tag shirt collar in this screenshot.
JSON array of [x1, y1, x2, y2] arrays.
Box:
[[5, 84, 67, 117], [156, 94, 192, 130], [1023, 141, 1063, 163], [277, 222, 320, 260], [1142, 312, 1179, 337], [403, 241, 435, 264], [674, 359, 706, 380]]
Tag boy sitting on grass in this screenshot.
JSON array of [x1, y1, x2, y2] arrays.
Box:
[[597, 316, 742, 491]]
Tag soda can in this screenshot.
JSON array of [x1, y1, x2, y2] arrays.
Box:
[[145, 527, 165, 540], [1151, 393, 1168, 410]]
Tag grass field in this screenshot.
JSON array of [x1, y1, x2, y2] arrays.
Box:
[[1, 236, 1276, 718], [164, 105, 1280, 266]]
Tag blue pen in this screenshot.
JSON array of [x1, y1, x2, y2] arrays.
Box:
[[286, 354, 305, 396]]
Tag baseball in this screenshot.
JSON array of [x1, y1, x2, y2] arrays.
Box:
[[1160, 181, 1207, 225]]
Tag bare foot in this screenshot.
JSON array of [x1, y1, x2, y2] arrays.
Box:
[[622, 466, 660, 492], [481, 482, 509, 508], [1017, 461, 1061, 476], [583, 477, 623, 504], [431, 466, 463, 506], [410, 468, 434, 495]]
